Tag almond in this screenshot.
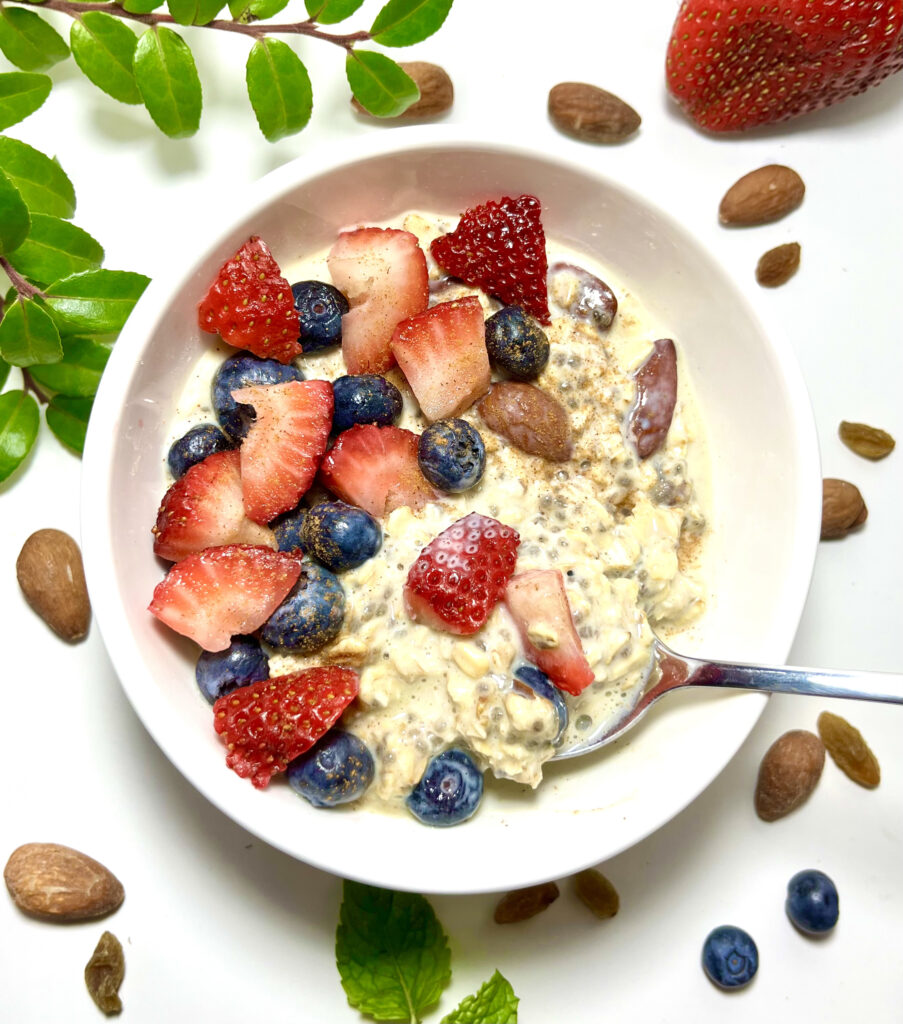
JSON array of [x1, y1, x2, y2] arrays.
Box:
[[754, 730, 825, 821], [719, 165, 805, 226], [821, 478, 868, 540], [756, 242, 801, 287], [5, 843, 124, 921], [352, 61, 453, 118], [478, 382, 573, 462], [16, 528, 91, 641], [548, 82, 641, 143]]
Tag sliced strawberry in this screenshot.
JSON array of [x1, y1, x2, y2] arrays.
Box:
[[213, 668, 359, 789], [404, 512, 520, 636], [230, 379, 333, 524], [327, 227, 429, 374], [504, 569, 594, 695], [153, 449, 275, 562], [148, 545, 302, 652], [318, 423, 440, 517], [431, 195, 550, 324], [390, 296, 490, 422], [198, 236, 301, 364]]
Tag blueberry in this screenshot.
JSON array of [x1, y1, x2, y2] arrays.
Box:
[[212, 353, 304, 441], [272, 504, 308, 552], [406, 749, 483, 827], [260, 561, 345, 652], [195, 636, 269, 704], [513, 664, 568, 743], [417, 419, 486, 493], [291, 280, 349, 353], [287, 731, 374, 807], [484, 306, 550, 380], [701, 925, 759, 990], [332, 374, 403, 433], [167, 423, 232, 478], [785, 869, 839, 935], [302, 501, 381, 572]]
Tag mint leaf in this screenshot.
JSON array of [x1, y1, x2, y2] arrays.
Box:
[[441, 971, 519, 1024], [44, 268, 149, 337], [167, 0, 226, 27], [0, 298, 63, 366], [0, 168, 30, 255], [336, 881, 451, 1023], [0, 389, 39, 480], [8, 214, 104, 285], [27, 335, 110, 396], [246, 39, 312, 142], [123, 0, 165, 11], [345, 50, 418, 118], [134, 27, 202, 138], [304, 0, 365, 24], [70, 12, 142, 105], [0, 354, 9, 389], [0, 136, 76, 218], [229, 0, 289, 20], [46, 393, 92, 453], [370, 0, 452, 47], [0, 7, 70, 72], [0, 72, 52, 130]]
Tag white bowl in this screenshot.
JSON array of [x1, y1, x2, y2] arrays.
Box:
[[81, 126, 820, 895]]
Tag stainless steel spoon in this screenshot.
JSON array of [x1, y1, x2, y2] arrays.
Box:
[[553, 635, 903, 761]]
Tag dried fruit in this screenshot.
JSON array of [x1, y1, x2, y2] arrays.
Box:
[[4, 843, 124, 921], [821, 478, 868, 540], [478, 382, 573, 462], [494, 881, 560, 924], [574, 869, 619, 919], [838, 421, 895, 461], [549, 262, 618, 330], [352, 61, 453, 118], [756, 242, 801, 287], [16, 528, 90, 641], [548, 82, 641, 143], [754, 730, 825, 822], [85, 931, 125, 1016], [719, 166, 805, 226], [817, 711, 880, 788]]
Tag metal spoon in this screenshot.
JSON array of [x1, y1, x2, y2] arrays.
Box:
[[553, 634, 903, 761]]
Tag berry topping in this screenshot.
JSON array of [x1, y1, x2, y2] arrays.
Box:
[[195, 635, 270, 704], [417, 419, 485, 493], [291, 280, 349, 353], [287, 730, 374, 807], [212, 352, 305, 442], [484, 306, 550, 380], [430, 194, 550, 323], [167, 423, 232, 479], [701, 925, 759, 990], [331, 374, 403, 434], [301, 501, 382, 572], [512, 663, 568, 744], [785, 869, 839, 935], [198, 236, 301, 363], [213, 667, 359, 789], [260, 560, 345, 653], [406, 748, 483, 827], [271, 504, 308, 552], [404, 511, 520, 636]]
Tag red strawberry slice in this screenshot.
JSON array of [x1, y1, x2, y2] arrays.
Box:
[[431, 195, 550, 324], [198, 236, 301, 364], [404, 512, 520, 636], [390, 296, 490, 422], [213, 668, 359, 789], [327, 227, 429, 375], [152, 449, 275, 562], [666, 0, 903, 132], [318, 423, 440, 517], [148, 544, 303, 652], [231, 379, 334, 524], [504, 569, 594, 695]]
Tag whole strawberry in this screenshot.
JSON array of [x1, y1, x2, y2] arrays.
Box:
[[666, 0, 903, 132]]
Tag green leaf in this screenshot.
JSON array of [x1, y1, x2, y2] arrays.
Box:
[[336, 881, 451, 1023], [8, 214, 104, 285], [70, 13, 141, 105], [304, 0, 365, 24], [345, 50, 418, 118], [0, 389, 39, 481], [441, 972, 519, 1024], [0, 71, 52, 129], [44, 269, 150, 337], [369, 0, 452, 46], [246, 39, 312, 142], [167, 0, 226, 27], [228, 0, 289, 21], [0, 168, 30, 255], [0, 7, 70, 72], [0, 354, 9, 389], [0, 297, 63, 366], [123, 0, 165, 11], [134, 27, 202, 138], [46, 393, 92, 453], [0, 136, 76, 218], [27, 335, 110, 396]]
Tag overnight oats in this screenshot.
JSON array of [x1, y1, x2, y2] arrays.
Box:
[[148, 194, 709, 827]]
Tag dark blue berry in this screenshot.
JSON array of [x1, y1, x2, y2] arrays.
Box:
[[272, 505, 308, 552], [260, 561, 345, 652], [167, 423, 231, 478], [406, 749, 483, 827], [785, 869, 839, 935], [291, 280, 349, 353], [287, 731, 374, 807], [302, 501, 381, 572], [331, 374, 403, 433], [195, 636, 269, 704], [484, 306, 550, 380], [417, 419, 485, 493], [701, 925, 759, 989], [212, 353, 304, 441], [513, 664, 568, 743]]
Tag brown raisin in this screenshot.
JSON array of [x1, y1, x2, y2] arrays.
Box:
[[817, 711, 881, 788], [838, 421, 895, 460], [574, 869, 620, 919], [85, 930, 124, 1015], [493, 881, 560, 924]]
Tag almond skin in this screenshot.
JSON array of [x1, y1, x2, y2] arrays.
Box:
[[352, 61, 453, 118], [16, 528, 91, 641], [478, 382, 573, 462], [756, 242, 801, 287], [5, 843, 124, 921], [548, 82, 641, 143], [754, 730, 825, 821], [821, 478, 868, 540], [719, 165, 805, 226]]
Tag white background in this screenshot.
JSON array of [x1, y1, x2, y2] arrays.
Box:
[[2, 1, 902, 1021]]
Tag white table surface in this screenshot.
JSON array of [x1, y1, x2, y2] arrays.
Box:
[[2, 1, 901, 1021]]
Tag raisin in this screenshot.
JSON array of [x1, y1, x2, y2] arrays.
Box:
[[574, 869, 620, 919], [838, 421, 895, 460], [817, 711, 880, 788], [85, 930, 125, 1016], [493, 881, 560, 924]]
